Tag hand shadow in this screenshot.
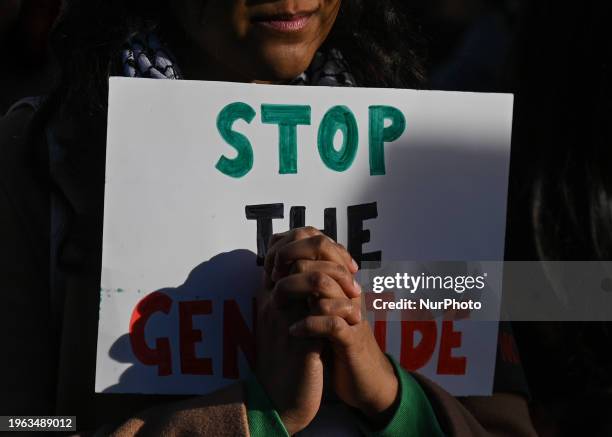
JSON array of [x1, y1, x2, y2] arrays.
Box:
[[103, 249, 260, 394]]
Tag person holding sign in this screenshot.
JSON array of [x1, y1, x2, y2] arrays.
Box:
[[0, 0, 535, 435]]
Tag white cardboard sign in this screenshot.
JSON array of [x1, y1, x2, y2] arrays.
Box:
[[96, 78, 513, 396]]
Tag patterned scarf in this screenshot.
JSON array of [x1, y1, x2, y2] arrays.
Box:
[[121, 33, 356, 86]]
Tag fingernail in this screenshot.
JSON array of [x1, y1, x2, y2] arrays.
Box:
[[353, 279, 362, 295], [351, 258, 359, 271]]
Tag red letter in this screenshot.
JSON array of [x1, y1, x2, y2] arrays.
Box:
[[437, 321, 467, 375], [179, 300, 213, 375], [499, 331, 520, 365], [400, 321, 437, 371], [129, 291, 173, 376], [222, 299, 256, 379]]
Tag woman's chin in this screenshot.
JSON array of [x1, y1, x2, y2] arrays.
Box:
[[250, 45, 316, 82]]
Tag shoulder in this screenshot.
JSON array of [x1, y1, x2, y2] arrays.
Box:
[[412, 372, 537, 436], [1, 96, 45, 147], [0, 102, 37, 202], [107, 383, 249, 437], [0, 101, 49, 267], [0, 103, 51, 415], [0, 100, 38, 170], [0, 103, 35, 142]]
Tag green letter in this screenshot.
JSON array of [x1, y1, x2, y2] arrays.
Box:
[[369, 106, 406, 176], [261, 104, 311, 174], [317, 105, 359, 172], [215, 102, 256, 178]]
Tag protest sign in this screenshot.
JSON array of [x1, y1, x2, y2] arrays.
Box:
[[96, 77, 513, 396]]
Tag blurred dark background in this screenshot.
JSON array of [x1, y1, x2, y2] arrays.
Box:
[[403, 0, 518, 93], [2, 1, 612, 436], [0, 0, 60, 113]]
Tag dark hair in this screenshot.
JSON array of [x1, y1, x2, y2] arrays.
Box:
[[46, 0, 424, 122], [507, 0, 612, 406], [29, 0, 425, 269], [507, 2, 612, 262]]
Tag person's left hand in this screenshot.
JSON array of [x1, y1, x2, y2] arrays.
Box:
[[266, 228, 399, 426]]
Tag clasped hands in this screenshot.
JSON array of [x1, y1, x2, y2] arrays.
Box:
[[255, 227, 399, 435]]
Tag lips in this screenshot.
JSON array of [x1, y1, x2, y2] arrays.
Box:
[[252, 10, 316, 32]]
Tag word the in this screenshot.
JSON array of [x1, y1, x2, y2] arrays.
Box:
[[245, 202, 381, 267]]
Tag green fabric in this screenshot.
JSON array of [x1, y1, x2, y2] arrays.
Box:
[[359, 356, 446, 437], [245, 356, 445, 437], [244, 375, 290, 437]]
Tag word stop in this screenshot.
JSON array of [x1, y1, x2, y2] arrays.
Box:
[[215, 103, 407, 178]]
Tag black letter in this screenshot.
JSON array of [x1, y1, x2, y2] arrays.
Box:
[[289, 206, 306, 229], [347, 203, 381, 268], [245, 204, 284, 265], [324, 208, 337, 241]]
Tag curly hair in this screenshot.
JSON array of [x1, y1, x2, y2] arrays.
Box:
[[508, 2, 612, 262], [45, 0, 425, 121], [27, 0, 426, 272], [508, 0, 612, 405]]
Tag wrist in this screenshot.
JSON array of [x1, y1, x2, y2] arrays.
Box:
[[361, 378, 398, 417], [357, 355, 399, 426], [255, 370, 313, 436], [279, 412, 307, 436]]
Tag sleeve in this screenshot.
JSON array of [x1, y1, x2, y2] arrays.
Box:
[[243, 359, 445, 437], [243, 324, 536, 437], [244, 375, 290, 437], [357, 356, 445, 437], [104, 383, 250, 436], [0, 106, 53, 416]]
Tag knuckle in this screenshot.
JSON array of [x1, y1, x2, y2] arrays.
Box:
[[319, 299, 333, 315], [312, 234, 329, 252], [294, 226, 318, 240], [342, 299, 354, 315], [310, 271, 329, 291], [293, 228, 309, 240], [334, 263, 350, 278], [293, 259, 308, 273], [303, 226, 319, 235], [328, 316, 345, 334]]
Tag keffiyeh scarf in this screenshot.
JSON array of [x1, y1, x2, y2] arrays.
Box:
[[121, 33, 356, 86]]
